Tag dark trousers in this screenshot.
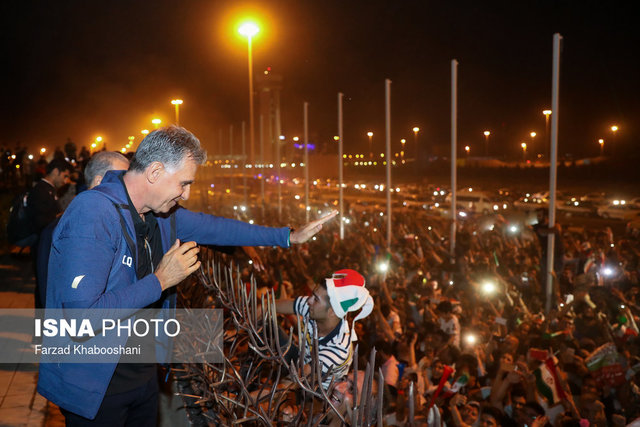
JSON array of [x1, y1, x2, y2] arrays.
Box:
[[61, 375, 159, 427]]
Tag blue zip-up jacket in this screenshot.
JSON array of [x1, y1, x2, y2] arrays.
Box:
[[37, 171, 290, 419]]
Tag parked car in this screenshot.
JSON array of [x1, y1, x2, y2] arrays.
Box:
[[596, 202, 640, 220], [445, 188, 493, 213], [557, 199, 598, 216]]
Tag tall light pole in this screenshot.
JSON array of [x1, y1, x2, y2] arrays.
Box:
[[367, 131, 373, 159], [521, 142, 527, 161], [412, 126, 419, 159], [529, 131, 537, 156], [598, 138, 604, 156], [171, 99, 183, 126], [483, 130, 490, 157], [338, 93, 344, 240], [610, 125, 619, 156], [238, 21, 259, 166], [543, 110, 552, 159]]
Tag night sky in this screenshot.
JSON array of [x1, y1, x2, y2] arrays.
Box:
[[2, 1, 638, 159]]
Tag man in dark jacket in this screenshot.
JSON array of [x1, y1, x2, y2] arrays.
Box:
[[27, 158, 72, 233], [36, 151, 130, 308], [37, 126, 335, 425], [27, 158, 72, 309]]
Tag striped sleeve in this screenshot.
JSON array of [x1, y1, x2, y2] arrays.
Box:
[[294, 296, 310, 317]]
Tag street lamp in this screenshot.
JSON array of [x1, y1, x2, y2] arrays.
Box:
[[483, 130, 490, 157], [141, 129, 150, 136], [543, 110, 552, 159], [367, 131, 373, 159], [171, 99, 183, 126], [610, 125, 619, 156], [412, 126, 419, 159], [238, 20, 260, 166], [521, 142, 527, 161], [400, 138, 406, 163], [598, 138, 604, 156], [529, 131, 536, 156], [152, 118, 162, 129], [464, 145, 470, 157]]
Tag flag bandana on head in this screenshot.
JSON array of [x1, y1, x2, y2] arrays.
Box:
[[325, 269, 373, 342]]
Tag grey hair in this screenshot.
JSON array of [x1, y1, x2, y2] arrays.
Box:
[[84, 151, 129, 188], [129, 126, 207, 173]]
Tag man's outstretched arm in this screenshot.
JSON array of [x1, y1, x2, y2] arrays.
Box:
[[275, 299, 295, 315]]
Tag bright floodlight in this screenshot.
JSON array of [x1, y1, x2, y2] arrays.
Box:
[[367, 131, 373, 137], [412, 127, 420, 133], [378, 261, 389, 273], [530, 132, 537, 138], [543, 109, 552, 116], [611, 125, 619, 132], [509, 225, 519, 233], [465, 334, 477, 345], [484, 130, 490, 136], [603, 267, 614, 277], [152, 118, 162, 125], [238, 22, 259, 38], [482, 281, 496, 294], [171, 99, 183, 105]]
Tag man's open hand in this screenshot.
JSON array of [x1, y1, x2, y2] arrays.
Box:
[[290, 210, 338, 244], [155, 240, 201, 291]]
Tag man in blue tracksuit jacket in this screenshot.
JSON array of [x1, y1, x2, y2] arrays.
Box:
[[37, 126, 336, 425]]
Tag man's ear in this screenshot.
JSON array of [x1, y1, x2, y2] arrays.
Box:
[[146, 162, 164, 184], [91, 175, 103, 188]]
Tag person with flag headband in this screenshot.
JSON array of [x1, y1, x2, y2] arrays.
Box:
[[275, 269, 373, 390]]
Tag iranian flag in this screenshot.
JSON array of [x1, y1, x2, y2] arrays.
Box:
[[441, 374, 469, 399], [427, 365, 454, 411], [533, 358, 566, 405]]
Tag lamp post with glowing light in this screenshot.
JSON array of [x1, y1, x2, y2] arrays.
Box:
[[543, 109, 552, 159], [412, 127, 419, 159], [367, 131, 373, 159], [171, 99, 183, 126], [529, 131, 537, 157], [483, 130, 490, 157], [521, 142, 527, 162], [92, 136, 103, 153], [238, 21, 259, 166], [598, 138, 604, 156], [610, 125, 619, 156], [400, 138, 406, 163], [464, 145, 470, 158], [152, 118, 162, 129], [141, 129, 149, 136]]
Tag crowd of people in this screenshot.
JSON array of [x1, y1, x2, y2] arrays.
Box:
[[3, 132, 640, 426], [198, 182, 640, 426]]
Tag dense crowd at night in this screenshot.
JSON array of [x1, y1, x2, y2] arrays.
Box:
[[3, 148, 640, 426]]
